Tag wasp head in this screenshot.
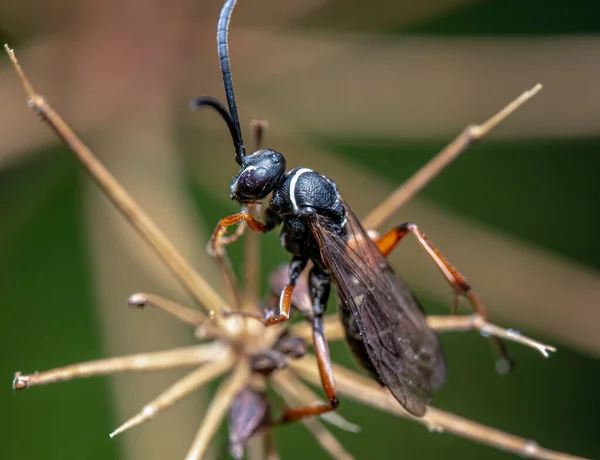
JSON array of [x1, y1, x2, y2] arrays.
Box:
[[230, 149, 286, 202]]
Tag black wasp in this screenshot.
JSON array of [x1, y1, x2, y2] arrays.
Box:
[[192, 0, 512, 420]]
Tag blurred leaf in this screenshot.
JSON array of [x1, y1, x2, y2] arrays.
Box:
[[406, 0, 600, 36], [299, 0, 600, 36], [323, 137, 600, 269]]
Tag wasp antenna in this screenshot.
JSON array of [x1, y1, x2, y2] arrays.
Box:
[[218, 0, 245, 164], [190, 96, 245, 164], [189, 0, 246, 165]]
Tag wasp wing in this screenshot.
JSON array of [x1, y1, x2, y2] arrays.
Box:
[[309, 201, 446, 417]]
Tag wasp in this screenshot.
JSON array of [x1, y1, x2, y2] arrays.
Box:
[[191, 0, 512, 421]]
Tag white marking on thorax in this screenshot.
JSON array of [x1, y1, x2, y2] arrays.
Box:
[[289, 168, 313, 213]]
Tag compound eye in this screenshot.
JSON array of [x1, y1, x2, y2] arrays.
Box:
[[238, 167, 269, 194]]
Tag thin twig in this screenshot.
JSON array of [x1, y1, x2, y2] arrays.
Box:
[[4, 44, 226, 317], [217, 214, 250, 310], [246, 436, 265, 460], [264, 431, 280, 460], [242, 119, 269, 312], [272, 373, 355, 460], [299, 418, 354, 460], [127, 292, 207, 327], [290, 356, 587, 460], [12, 343, 229, 390], [215, 249, 242, 310], [185, 362, 250, 460], [363, 84, 543, 230], [291, 313, 555, 357], [243, 203, 261, 312], [429, 314, 555, 357], [110, 356, 234, 437]]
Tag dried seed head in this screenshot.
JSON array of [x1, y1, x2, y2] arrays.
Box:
[[127, 293, 149, 308], [12, 372, 29, 390], [6, 43, 581, 460]]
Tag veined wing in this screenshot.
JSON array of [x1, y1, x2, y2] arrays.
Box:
[[309, 201, 446, 416]]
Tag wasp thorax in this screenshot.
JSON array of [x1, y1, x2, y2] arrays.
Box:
[[230, 149, 286, 201]]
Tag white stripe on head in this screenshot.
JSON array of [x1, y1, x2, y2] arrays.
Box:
[[289, 168, 312, 213]]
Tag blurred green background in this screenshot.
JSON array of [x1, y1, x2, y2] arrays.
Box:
[[1, 0, 599, 459]]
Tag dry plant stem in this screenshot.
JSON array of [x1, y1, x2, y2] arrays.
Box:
[[291, 313, 554, 357], [213, 210, 259, 311], [185, 362, 250, 460], [216, 249, 242, 310], [246, 436, 265, 460], [4, 45, 224, 317], [243, 203, 261, 311], [217, 216, 247, 310], [264, 432, 280, 460], [428, 314, 556, 357], [110, 356, 235, 438], [272, 374, 355, 460], [242, 119, 269, 312], [363, 83, 543, 230], [299, 418, 354, 460], [128, 292, 206, 326], [290, 356, 587, 460], [212, 206, 263, 311], [12, 342, 228, 390]]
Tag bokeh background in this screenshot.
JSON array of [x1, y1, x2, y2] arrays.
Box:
[[1, 0, 599, 459]]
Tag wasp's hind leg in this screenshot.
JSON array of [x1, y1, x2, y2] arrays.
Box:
[[374, 222, 514, 372]]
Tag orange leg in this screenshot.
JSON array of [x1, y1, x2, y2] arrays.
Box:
[[222, 283, 296, 326], [230, 324, 339, 447], [221, 218, 248, 246], [224, 313, 339, 422], [229, 274, 339, 426], [207, 210, 266, 309], [279, 316, 339, 422], [265, 266, 338, 419], [208, 210, 267, 256], [375, 222, 513, 372], [223, 256, 307, 328], [264, 257, 307, 326]]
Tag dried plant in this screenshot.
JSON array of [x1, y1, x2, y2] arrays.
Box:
[[5, 44, 586, 460]]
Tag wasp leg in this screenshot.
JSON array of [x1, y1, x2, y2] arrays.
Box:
[[375, 222, 514, 372], [278, 266, 338, 421], [207, 210, 267, 308], [220, 218, 248, 246], [222, 257, 307, 326], [279, 315, 339, 422], [264, 257, 308, 326], [209, 211, 267, 255]]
